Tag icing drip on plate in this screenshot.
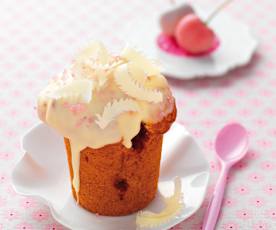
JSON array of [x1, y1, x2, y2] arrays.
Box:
[[37, 41, 175, 197], [136, 177, 184, 228]]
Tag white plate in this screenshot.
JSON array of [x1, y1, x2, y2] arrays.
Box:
[[12, 123, 209, 230], [120, 6, 258, 79]]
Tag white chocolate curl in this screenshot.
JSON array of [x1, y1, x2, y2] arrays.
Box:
[[136, 177, 184, 228], [95, 98, 140, 129], [114, 64, 163, 103]]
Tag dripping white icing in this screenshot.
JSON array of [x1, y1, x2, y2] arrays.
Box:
[[70, 140, 85, 201], [37, 41, 175, 195]]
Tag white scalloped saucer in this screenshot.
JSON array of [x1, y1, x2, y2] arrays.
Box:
[[12, 123, 209, 230], [120, 5, 258, 79]]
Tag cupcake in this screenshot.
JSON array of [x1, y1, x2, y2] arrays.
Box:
[[37, 42, 176, 216]]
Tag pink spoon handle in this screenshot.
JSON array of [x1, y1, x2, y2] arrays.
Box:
[[202, 164, 229, 230]]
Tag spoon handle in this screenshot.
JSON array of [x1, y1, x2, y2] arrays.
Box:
[[202, 165, 229, 230]]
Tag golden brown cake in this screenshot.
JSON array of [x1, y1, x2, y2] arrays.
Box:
[[64, 105, 176, 216], [37, 42, 176, 216]]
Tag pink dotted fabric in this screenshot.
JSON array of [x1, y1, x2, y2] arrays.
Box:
[[1, 0, 276, 229]]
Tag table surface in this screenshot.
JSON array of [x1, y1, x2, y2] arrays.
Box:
[[1, 0, 276, 229]]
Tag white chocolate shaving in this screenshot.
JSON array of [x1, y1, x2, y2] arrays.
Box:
[[85, 57, 123, 70], [114, 64, 163, 103], [74, 43, 125, 90], [122, 47, 161, 76], [71, 62, 109, 90], [41, 79, 93, 103], [128, 62, 147, 85], [75, 41, 109, 64], [136, 177, 184, 228], [84, 58, 124, 89], [95, 98, 140, 129]]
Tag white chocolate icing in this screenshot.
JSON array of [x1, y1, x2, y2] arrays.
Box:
[[37, 42, 175, 197]]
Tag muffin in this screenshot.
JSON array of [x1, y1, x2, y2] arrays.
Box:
[[37, 42, 176, 216]]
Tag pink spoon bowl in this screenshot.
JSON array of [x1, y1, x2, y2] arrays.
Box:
[[216, 123, 249, 164]]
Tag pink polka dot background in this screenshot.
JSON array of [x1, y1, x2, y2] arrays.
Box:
[[0, 0, 276, 229]]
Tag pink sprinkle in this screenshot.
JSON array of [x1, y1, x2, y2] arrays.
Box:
[[113, 56, 121, 62], [63, 102, 69, 107], [75, 116, 87, 128], [70, 104, 85, 115], [87, 116, 94, 124], [64, 103, 86, 115]]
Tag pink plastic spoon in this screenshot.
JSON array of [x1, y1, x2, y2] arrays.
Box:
[[202, 123, 249, 230]]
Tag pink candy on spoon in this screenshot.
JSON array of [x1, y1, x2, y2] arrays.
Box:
[[174, 0, 233, 55], [202, 123, 249, 230], [175, 14, 216, 54]]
